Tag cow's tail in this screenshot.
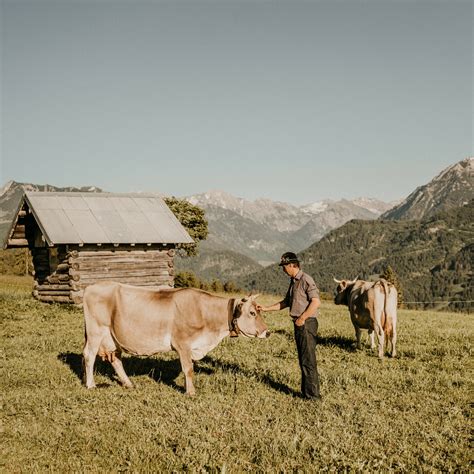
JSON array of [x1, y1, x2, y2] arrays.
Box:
[[380, 279, 393, 339], [82, 291, 92, 381], [82, 290, 90, 346]]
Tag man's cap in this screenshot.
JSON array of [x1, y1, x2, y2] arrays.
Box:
[[279, 252, 299, 266]]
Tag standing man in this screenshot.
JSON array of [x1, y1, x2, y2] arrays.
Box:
[[257, 252, 322, 400]]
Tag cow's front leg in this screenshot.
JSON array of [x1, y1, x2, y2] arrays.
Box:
[[354, 326, 362, 350], [368, 330, 375, 350], [177, 349, 196, 396]]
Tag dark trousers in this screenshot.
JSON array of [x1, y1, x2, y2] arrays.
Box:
[[294, 317, 321, 399]]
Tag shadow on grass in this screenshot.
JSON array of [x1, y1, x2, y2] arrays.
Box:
[[272, 329, 356, 352], [201, 356, 301, 398], [58, 352, 197, 393], [58, 352, 300, 397], [316, 335, 356, 351]]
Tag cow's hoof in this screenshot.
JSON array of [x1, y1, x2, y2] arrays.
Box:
[[122, 382, 134, 389], [85, 384, 96, 389], [185, 391, 196, 397]]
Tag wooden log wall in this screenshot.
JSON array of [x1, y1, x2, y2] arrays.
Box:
[[32, 244, 175, 305], [7, 210, 28, 247]]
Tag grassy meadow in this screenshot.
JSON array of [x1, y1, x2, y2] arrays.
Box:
[[1, 275, 472, 472]]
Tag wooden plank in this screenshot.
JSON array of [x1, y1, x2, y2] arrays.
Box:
[[7, 238, 28, 247], [54, 263, 70, 273], [70, 269, 170, 279], [35, 284, 72, 291], [70, 256, 171, 264], [12, 231, 26, 239], [36, 290, 72, 296], [72, 262, 171, 272], [74, 275, 172, 284], [35, 295, 72, 304], [46, 274, 71, 283], [69, 255, 171, 263], [72, 249, 169, 257], [72, 281, 173, 290], [69, 254, 171, 263]]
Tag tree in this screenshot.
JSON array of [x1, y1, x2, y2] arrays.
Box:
[[174, 271, 201, 289], [223, 280, 239, 293], [210, 279, 224, 293], [380, 265, 404, 308], [164, 197, 208, 257]]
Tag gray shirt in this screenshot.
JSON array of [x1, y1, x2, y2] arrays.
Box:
[[284, 270, 320, 318]]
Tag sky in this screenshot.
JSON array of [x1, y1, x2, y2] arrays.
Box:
[[0, 0, 472, 205]]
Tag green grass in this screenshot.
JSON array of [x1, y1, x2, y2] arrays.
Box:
[[1, 275, 472, 472]]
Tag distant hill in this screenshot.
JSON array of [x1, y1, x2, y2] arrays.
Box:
[[238, 200, 474, 311], [381, 157, 473, 220], [186, 190, 393, 265], [175, 247, 263, 283]]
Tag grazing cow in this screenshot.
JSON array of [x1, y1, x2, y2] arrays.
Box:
[[82, 282, 269, 395], [333, 277, 397, 358]]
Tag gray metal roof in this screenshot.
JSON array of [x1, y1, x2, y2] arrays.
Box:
[[24, 192, 194, 246]]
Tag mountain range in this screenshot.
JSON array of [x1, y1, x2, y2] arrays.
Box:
[[184, 192, 395, 266]]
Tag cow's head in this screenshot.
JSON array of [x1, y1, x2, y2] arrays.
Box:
[[333, 277, 358, 306], [233, 295, 270, 338]]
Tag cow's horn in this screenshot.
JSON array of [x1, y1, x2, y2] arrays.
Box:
[[250, 294, 260, 300], [350, 275, 359, 284], [333, 277, 342, 284]]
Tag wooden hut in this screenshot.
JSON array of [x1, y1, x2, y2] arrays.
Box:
[[2, 191, 194, 304]]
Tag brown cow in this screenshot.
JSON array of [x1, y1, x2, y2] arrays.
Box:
[[334, 277, 397, 358], [82, 282, 269, 395]]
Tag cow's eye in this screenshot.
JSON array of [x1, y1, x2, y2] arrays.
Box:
[[250, 310, 256, 317]]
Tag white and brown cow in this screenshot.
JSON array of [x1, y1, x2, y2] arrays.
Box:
[[82, 282, 269, 395], [334, 277, 397, 358]]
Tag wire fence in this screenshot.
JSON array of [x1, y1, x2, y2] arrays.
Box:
[[404, 300, 474, 304], [403, 300, 473, 313]]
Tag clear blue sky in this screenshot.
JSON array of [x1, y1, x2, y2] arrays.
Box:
[[1, 0, 472, 205]]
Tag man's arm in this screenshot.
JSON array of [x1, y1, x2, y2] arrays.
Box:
[[294, 297, 321, 326], [257, 300, 288, 312]]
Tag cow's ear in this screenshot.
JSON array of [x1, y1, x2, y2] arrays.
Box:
[[250, 294, 260, 301]]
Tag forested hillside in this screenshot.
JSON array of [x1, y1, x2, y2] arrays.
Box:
[[239, 201, 473, 311], [175, 247, 262, 282]]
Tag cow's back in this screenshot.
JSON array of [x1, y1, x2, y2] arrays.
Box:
[[83, 282, 180, 355]]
